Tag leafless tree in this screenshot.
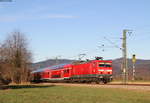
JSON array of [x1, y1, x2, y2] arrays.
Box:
[[0, 30, 32, 84]]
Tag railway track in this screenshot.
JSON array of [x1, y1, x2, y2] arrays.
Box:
[[105, 83, 150, 86], [41, 82, 150, 86], [40, 82, 150, 91]]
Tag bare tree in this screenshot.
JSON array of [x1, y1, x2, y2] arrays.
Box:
[[0, 43, 11, 84], [0, 30, 32, 84]]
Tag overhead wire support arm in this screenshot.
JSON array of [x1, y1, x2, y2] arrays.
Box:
[[103, 36, 122, 50]]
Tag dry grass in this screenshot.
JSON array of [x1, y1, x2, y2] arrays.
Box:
[[0, 84, 150, 103]]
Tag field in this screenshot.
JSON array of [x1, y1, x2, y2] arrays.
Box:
[[0, 84, 150, 103]]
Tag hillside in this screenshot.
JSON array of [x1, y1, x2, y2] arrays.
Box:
[[32, 58, 150, 80], [113, 58, 150, 80]]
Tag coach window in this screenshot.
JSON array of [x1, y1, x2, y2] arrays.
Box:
[[64, 70, 67, 73]]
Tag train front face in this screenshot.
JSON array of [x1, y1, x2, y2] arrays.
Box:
[[96, 60, 113, 82]]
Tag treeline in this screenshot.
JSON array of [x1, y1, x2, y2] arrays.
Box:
[[0, 30, 32, 85]]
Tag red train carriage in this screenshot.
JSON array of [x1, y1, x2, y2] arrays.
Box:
[[31, 64, 72, 82], [31, 58, 112, 84]]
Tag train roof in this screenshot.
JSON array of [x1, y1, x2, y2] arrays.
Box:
[[31, 68, 46, 73], [31, 63, 71, 73], [91, 60, 112, 62], [47, 63, 71, 70]]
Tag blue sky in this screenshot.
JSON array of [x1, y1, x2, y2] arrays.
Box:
[[0, 0, 150, 62]]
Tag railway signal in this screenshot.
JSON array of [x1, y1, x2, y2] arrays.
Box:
[[132, 54, 136, 63]]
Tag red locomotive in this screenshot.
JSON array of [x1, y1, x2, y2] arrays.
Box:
[[31, 57, 112, 84]]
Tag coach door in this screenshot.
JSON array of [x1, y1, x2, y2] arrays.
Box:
[[63, 68, 70, 78]]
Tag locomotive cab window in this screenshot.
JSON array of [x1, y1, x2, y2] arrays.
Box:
[[99, 63, 111, 67], [105, 64, 111, 67], [99, 64, 105, 67]]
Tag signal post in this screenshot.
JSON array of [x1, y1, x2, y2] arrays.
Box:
[[132, 54, 136, 81]]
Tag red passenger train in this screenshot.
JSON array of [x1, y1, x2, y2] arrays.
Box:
[[31, 58, 112, 84]]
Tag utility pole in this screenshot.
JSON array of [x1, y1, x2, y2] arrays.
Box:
[[122, 30, 128, 84]]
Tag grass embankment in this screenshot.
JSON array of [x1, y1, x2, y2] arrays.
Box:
[[0, 84, 150, 103]]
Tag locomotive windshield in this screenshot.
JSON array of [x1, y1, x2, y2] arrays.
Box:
[[99, 62, 111, 67]]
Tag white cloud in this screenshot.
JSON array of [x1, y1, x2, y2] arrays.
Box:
[[0, 14, 78, 22], [0, 15, 25, 22], [45, 14, 78, 19], [0, 3, 79, 22]]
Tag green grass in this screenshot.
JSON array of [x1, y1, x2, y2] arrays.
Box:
[[0, 85, 150, 103]]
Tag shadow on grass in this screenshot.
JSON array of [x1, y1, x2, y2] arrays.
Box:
[[0, 84, 55, 90]]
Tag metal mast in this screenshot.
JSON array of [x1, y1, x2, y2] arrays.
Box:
[[122, 30, 128, 84]]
